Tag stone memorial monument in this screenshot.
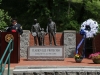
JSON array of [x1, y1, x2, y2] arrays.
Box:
[[27, 18, 64, 60], [27, 46, 64, 60], [31, 19, 41, 46], [46, 18, 57, 46], [39, 28, 46, 46]]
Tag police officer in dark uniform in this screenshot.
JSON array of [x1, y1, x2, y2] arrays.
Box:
[[7, 19, 23, 35], [46, 18, 57, 46]]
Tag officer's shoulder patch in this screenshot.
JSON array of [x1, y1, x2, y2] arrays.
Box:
[[20, 26, 22, 29]]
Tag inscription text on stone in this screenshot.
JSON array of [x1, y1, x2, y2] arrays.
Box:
[[30, 48, 62, 56]]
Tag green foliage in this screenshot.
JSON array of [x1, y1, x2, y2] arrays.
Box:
[[85, 1, 100, 22], [98, 24, 100, 32], [55, 7, 79, 31], [0, 9, 11, 30], [1, 0, 100, 32], [0, 0, 1, 1]]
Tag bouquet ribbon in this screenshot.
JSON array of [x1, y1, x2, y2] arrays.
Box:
[[76, 35, 86, 55]]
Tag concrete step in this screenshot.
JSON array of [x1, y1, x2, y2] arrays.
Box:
[[3, 68, 14, 75], [13, 66, 100, 75]]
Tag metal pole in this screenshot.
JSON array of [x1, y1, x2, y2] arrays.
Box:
[[93, 37, 96, 53], [8, 55, 10, 75], [82, 35, 86, 58], [0, 62, 2, 75], [8, 42, 11, 75]]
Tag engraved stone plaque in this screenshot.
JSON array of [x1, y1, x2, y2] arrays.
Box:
[[27, 46, 64, 60]]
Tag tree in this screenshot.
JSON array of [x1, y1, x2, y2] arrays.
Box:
[[1, 0, 100, 32], [84, 1, 100, 22], [0, 0, 11, 30]]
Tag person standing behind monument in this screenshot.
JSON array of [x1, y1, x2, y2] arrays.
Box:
[[46, 18, 57, 46], [7, 19, 23, 35], [31, 19, 41, 46]]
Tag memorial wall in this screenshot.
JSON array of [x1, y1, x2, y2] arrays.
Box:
[[20, 30, 100, 58], [20, 30, 76, 58], [1, 30, 100, 60]]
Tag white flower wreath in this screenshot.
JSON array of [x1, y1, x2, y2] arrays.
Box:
[[80, 19, 99, 38]]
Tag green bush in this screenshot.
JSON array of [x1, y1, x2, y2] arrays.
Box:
[[0, 9, 11, 30]]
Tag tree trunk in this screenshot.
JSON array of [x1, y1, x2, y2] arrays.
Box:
[[67, 0, 72, 17], [48, 0, 53, 16], [77, 0, 86, 23]]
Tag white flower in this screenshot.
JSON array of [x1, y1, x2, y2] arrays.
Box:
[[80, 19, 99, 38]]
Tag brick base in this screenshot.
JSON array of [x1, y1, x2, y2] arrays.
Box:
[[29, 32, 63, 46]]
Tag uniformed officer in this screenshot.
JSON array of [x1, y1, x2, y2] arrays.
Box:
[[7, 19, 23, 35], [46, 18, 57, 46]]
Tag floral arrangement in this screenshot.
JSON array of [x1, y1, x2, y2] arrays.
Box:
[[74, 53, 83, 59], [80, 19, 99, 38], [74, 53, 83, 63], [89, 52, 100, 60]]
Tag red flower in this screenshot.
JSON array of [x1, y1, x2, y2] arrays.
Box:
[[89, 52, 100, 59]]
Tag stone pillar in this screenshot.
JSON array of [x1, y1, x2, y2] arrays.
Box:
[[64, 30, 76, 58], [20, 30, 30, 58]]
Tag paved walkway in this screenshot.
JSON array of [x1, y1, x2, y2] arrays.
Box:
[[6, 58, 100, 68]]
